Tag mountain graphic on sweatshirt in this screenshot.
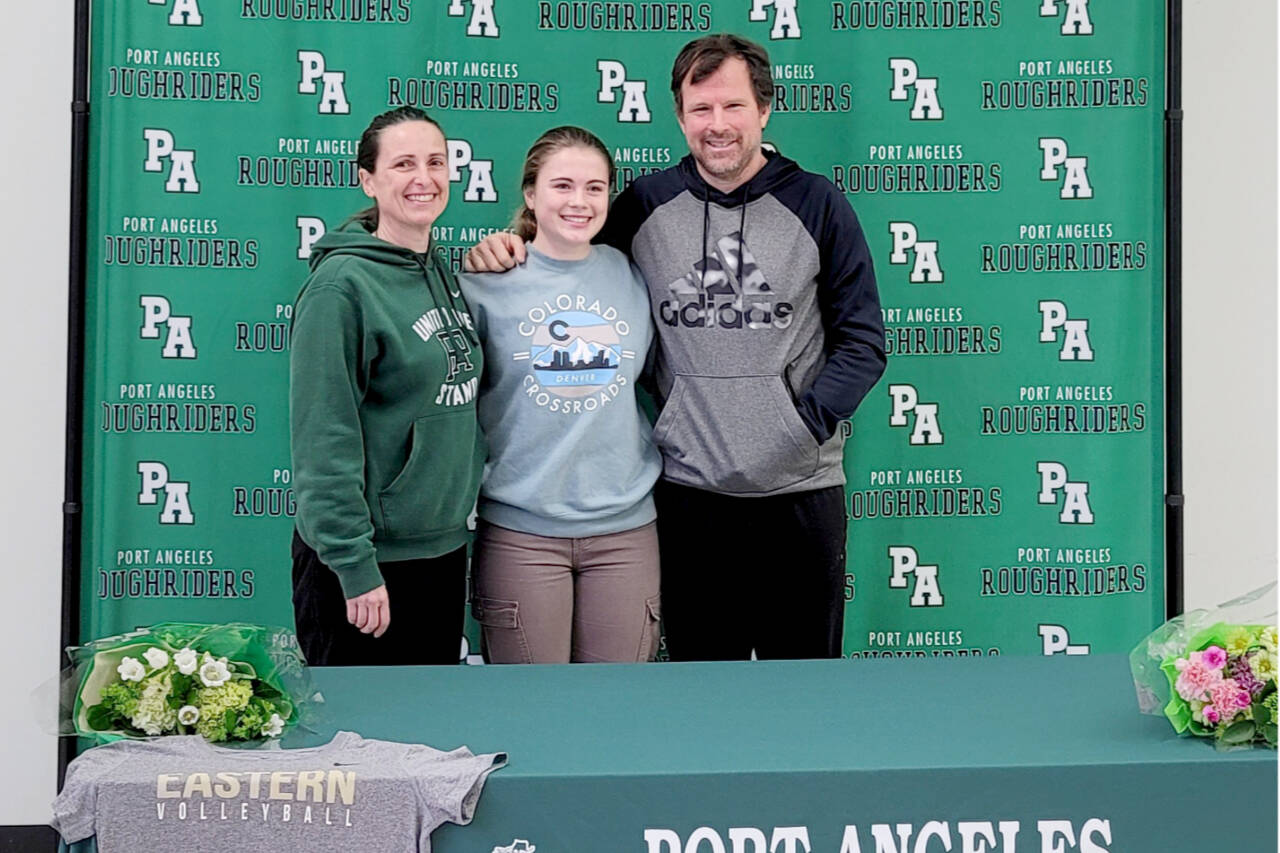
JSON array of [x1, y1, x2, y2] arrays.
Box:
[[532, 337, 620, 371]]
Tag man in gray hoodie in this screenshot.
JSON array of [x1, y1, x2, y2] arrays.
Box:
[[467, 34, 885, 661]]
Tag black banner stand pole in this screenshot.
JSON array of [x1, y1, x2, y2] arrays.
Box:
[[1164, 0, 1184, 620], [59, 0, 92, 788]]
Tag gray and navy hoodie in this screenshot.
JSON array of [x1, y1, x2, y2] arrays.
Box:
[[600, 151, 887, 497]]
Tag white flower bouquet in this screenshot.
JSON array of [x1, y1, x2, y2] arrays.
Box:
[[66, 623, 319, 744]]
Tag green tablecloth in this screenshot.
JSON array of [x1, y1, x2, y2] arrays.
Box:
[[60, 654, 1277, 852]]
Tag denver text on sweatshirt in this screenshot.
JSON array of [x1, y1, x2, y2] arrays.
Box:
[[599, 152, 887, 497], [290, 220, 485, 598]]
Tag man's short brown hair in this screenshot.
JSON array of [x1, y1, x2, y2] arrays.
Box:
[[670, 34, 775, 114]]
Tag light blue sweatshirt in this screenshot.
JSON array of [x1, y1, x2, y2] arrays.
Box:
[[459, 244, 661, 537]]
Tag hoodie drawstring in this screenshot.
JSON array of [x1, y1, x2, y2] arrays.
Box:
[[700, 184, 710, 290], [699, 178, 751, 288], [736, 183, 748, 285], [415, 251, 480, 349]]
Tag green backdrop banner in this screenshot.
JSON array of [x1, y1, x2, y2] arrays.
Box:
[[81, 0, 1166, 659]]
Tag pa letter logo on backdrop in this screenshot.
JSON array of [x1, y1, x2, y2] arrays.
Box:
[[889, 59, 943, 120], [448, 140, 497, 202], [598, 62, 651, 123], [889, 222, 943, 283], [447, 0, 499, 37], [1039, 138, 1092, 199], [138, 462, 194, 525], [1040, 0, 1093, 35], [298, 217, 327, 260], [143, 129, 199, 193], [298, 51, 350, 115], [888, 546, 944, 607], [1040, 624, 1090, 655], [749, 0, 801, 39], [1036, 461, 1093, 523], [150, 0, 203, 26], [889, 384, 943, 445], [140, 296, 196, 358], [1039, 300, 1093, 360]]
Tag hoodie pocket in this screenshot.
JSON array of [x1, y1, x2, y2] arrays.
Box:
[[653, 374, 820, 494], [377, 409, 483, 539]]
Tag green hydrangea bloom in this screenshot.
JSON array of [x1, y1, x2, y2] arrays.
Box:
[[231, 702, 269, 740], [130, 674, 178, 735], [98, 681, 142, 722], [1265, 693, 1278, 717], [194, 680, 253, 742]]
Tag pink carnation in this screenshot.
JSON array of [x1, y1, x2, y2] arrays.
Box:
[[1209, 679, 1252, 716], [1198, 646, 1228, 670], [1175, 658, 1224, 701], [1202, 705, 1222, 725]]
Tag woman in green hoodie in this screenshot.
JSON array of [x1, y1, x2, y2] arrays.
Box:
[[289, 107, 484, 666]]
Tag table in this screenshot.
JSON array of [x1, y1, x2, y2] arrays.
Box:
[[60, 654, 1277, 852]]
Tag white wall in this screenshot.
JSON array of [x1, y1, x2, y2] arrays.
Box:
[[0, 0, 72, 827], [1180, 0, 1278, 609], [0, 0, 1274, 827]]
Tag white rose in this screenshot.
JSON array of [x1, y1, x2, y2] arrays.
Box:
[[117, 657, 145, 682], [261, 713, 285, 738], [177, 705, 200, 726], [143, 647, 170, 670], [173, 648, 198, 675], [198, 656, 232, 688]]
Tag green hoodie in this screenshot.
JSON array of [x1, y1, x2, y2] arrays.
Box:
[[290, 219, 485, 599]]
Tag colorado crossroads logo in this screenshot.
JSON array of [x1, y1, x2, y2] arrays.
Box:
[[1039, 623, 1090, 655], [447, 0, 499, 37], [143, 129, 199, 193], [888, 222, 943, 283], [297, 51, 350, 115], [297, 216, 327, 260], [888, 546, 943, 607], [1036, 461, 1093, 524], [597, 61, 651, 123], [137, 461, 194, 524], [889, 58, 943, 120], [748, 0, 800, 39], [1040, 0, 1093, 35], [888, 384, 942, 445], [1039, 138, 1092, 199], [140, 296, 196, 358], [515, 296, 634, 414], [1038, 300, 1093, 360], [448, 140, 497, 202], [149, 0, 202, 26]]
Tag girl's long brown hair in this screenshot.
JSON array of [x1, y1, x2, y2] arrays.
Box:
[[512, 126, 616, 241]]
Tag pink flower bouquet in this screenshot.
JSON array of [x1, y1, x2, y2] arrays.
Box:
[[1130, 584, 1277, 749]]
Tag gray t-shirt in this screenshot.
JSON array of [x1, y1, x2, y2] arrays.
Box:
[[51, 732, 505, 852]]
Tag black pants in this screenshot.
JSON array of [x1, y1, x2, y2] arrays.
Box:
[[655, 480, 847, 661], [291, 530, 465, 666]]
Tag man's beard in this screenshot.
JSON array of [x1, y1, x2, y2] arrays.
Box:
[[697, 136, 755, 180]]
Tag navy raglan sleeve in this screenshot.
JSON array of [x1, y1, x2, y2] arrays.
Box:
[[596, 184, 643, 257], [794, 184, 887, 442]]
